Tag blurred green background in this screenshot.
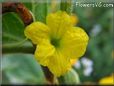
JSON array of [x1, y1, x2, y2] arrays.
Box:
[[2, 0, 114, 85]]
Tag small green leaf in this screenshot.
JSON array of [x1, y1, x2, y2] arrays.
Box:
[[58, 69, 80, 85]]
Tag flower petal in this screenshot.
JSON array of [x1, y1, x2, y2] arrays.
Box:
[[60, 27, 89, 59], [46, 11, 72, 38], [47, 50, 71, 77], [24, 22, 50, 44], [35, 40, 55, 66]]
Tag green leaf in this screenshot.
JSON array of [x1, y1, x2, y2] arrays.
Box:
[[2, 13, 33, 53], [32, 2, 48, 23], [24, 1, 50, 23], [2, 54, 46, 84], [58, 69, 80, 85], [3, 13, 25, 43], [98, 8, 113, 29]]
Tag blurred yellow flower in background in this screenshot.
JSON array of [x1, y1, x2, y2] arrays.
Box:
[[24, 11, 89, 77], [70, 14, 79, 25], [99, 74, 114, 85]]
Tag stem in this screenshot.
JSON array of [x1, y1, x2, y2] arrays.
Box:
[[60, 0, 67, 11], [2, 46, 34, 54], [60, 0, 72, 14], [2, 42, 35, 54], [57, 76, 64, 85]]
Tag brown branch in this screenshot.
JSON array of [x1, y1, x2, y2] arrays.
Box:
[[42, 66, 55, 84], [2, 3, 33, 26]]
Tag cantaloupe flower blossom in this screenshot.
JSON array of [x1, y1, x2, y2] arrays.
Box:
[[99, 74, 114, 85], [24, 11, 89, 77]]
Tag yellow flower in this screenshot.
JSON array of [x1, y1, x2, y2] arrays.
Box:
[[99, 74, 114, 85], [24, 11, 89, 77], [70, 14, 79, 25]]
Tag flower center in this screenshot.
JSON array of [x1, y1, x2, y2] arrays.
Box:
[[51, 37, 60, 48]]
